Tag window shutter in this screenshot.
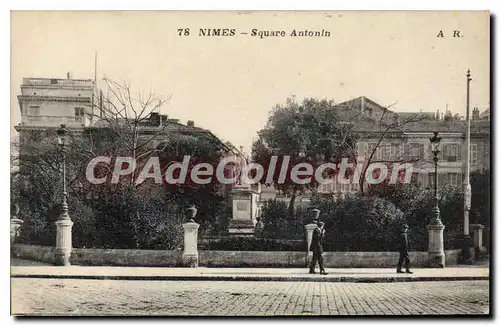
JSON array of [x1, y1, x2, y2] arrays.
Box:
[[457, 143, 462, 161]]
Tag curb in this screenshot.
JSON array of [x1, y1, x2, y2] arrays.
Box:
[[10, 274, 490, 283]]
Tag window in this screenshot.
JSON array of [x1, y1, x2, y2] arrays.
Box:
[[441, 173, 449, 186], [75, 107, 85, 122], [470, 144, 478, 165], [368, 143, 377, 159], [448, 173, 462, 187], [339, 182, 349, 193], [382, 144, 391, 160], [391, 143, 399, 160], [409, 144, 424, 161], [28, 105, 40, 115], [375, 147, 382, 160], [443, 144, 461, 162], [411, 172, 420, 185]]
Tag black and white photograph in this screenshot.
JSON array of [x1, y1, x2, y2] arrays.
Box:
[[8, 10, 491, 316]]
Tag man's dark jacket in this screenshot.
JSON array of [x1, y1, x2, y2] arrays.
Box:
[[400, 231, 409, 253], [309, 227, 324, 253]]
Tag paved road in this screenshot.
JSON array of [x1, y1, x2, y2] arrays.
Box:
[[11, 279, 489, 316]]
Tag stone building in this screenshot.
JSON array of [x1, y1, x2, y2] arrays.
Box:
[[14, 76, 242, 184], [317, 96, 490, 194]]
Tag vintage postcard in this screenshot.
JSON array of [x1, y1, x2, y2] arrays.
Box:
[[10, 11, 490, 316]]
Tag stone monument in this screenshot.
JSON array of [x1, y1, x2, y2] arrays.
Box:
[[227, 155, 261, 236]]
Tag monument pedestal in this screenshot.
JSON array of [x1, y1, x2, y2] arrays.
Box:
[[228, 183, 260, 236]]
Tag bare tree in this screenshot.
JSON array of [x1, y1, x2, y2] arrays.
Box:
[[81, 78, 172, 184], [339, 105, 428, 195]]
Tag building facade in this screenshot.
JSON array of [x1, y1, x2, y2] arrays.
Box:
[[316, 96, 490, 194]]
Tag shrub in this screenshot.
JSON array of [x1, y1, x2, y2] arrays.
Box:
[[201, 237, 305, 251], [260, 199, 307, 240], [310, 194, 406, 251]]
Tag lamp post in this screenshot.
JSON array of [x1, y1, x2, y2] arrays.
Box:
[[427, 131, 446, 267], [54, 124, 74, 266], [464, 69, 472, 235], [461, 69, 475, 264], [430, 132, 442, 222]]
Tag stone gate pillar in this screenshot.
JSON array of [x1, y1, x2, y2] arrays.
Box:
[[304, 208, 320, 267], [10, 218, 23, 245], [427, 217, 445, 268], [54, 219, 74, 266], [470, 223, 487, 258], [182, 205, 200, 267], [304, 223, 317, 266]]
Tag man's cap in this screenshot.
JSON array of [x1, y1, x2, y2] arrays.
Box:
[[317, 221, 325, 226], [401, 224, 409, 229]]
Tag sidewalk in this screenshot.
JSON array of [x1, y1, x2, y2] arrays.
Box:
[[11, 265, 489, 283]]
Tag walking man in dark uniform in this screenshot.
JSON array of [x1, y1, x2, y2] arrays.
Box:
[[397, 224, 413, 274], [309, 221, 328, 275]]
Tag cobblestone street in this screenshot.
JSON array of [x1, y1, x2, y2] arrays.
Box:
[[11, 279, 490, 316]]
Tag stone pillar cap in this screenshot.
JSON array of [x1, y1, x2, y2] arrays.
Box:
[[182, 221, 200, 228], [427, 223, 445, 230]]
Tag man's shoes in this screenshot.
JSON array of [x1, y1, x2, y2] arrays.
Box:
[[405, 270, 414, 274], [396, 270, 404, 273], [309, 270, 317, 274], [320, 271, 329, 275]]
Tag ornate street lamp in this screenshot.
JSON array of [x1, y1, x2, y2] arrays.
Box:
[[56, 125, 70, 221], [427, 131, 446, 267], [54, 124, 74, 266], [429, 131, 442, 222]]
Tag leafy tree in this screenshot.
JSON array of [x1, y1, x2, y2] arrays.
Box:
[[252, 97, 357, 216]]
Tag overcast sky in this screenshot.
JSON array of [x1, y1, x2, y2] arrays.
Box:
[[11, 11, 489, 152]]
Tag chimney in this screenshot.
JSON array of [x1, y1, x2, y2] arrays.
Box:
[[472, 107, 480, 120], [436, 109, 440, 120], [187, 120, 195, 127], [67, 72, 72, 79], [150, 112, 160, 126]]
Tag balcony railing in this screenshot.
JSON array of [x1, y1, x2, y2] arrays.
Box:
[[22, 78, 94, 87]]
